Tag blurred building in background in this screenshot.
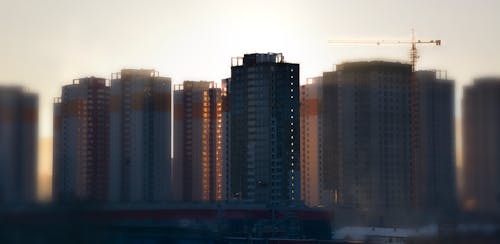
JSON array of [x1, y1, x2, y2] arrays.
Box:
[[230, 53, 300, 205], [462, 78, 500, 214], [108, 69, 172, 203], [52, 77, 109, 202], [300, 77, 323, 207], [319, 71, 341, 208], [173, 81, 223, 202], [0, 86, 38, 205], [323, 61, 413, 215], [300, 65, 458, 218], [415, 71, 457, 213]]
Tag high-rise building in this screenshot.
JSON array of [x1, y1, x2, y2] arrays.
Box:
[[52, 77, 109, 202], [221, 78, 231, 201], [0, 86, 37, 205], [173, 81, 223, 202], [300, 77, 323, 207], [323, 61, 413, 212], [415, 71, 457, 212], [462, 77, 500, 214], [109, 69, 172, 203], [320, 71, 340, 207], [230, 53, 300, 205]]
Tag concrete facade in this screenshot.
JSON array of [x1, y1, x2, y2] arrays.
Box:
[[300, 77, 323, 207], [52, 77, 109, 202], [109, 69, 172, 203], [173, 81, 223, 202]]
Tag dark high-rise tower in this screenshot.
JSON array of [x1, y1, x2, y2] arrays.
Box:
[[230, 53, 300, 205], [0, 86, 37, 205], [109, 69, 172, 203], [415, 71, 457, 212], [221, 78, 231, 201], [173, 81, 223, 202], [53, 77, 109, 202], [320, 71, 340, 207], [322, 61, 413, 213], [463, 78, 500, 214]]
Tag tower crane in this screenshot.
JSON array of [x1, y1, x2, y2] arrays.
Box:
[[328, 30, 442, 209], [328, 30, 441, 72]]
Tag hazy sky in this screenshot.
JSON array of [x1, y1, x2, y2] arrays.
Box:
[[1, 0, 500, 139]]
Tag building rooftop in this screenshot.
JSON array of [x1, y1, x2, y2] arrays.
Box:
[[473, 77, 500, 85], [337, 60, 411, 73], [231, 52, 285, 66], [71, 77, 107, 86], [113, 69, 160, 79]]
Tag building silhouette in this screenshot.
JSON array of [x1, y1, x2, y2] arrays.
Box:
[[415, 71, 457, 213], [229, 53, 300, 205], [319, 71, 341, 208], [322, 61, 413, 214], [221, 78, 231, 201], [0, 86, 37, 205], [462, 77, 500, 214], [108, 69, 172, 203], [53, 77, 109, 202], [173, 81, 223, 202], [300, 77, 323, 207]]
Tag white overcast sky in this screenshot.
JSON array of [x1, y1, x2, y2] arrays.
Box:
[[1, 0, 500, 137]]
